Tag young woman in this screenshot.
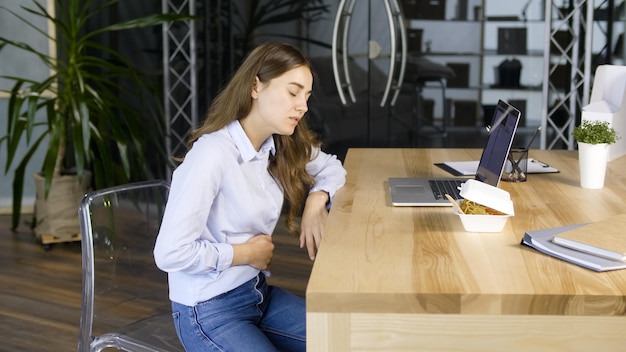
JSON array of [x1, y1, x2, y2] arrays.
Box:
[[154, 42, 346, 351]]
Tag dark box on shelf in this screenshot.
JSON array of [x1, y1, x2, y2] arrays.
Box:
[[407, 29, 423, 54], [446, 63, 470, 88], [401, 0, 446, 20], [453, 100, 478, 127], [494, 58, 522, 88], [497, 27, 527, 55], [400, 0, 419, 19], [456, 0, 468, 20]]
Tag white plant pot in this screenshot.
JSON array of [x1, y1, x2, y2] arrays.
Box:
[[578, 142, 609, 189]]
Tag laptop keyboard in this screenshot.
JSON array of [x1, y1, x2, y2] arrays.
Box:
[[429, 179, 464, 200]]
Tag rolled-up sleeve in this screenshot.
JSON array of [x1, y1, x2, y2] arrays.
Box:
[[154, 140, 234, 275], [306, 147, 346, 204]]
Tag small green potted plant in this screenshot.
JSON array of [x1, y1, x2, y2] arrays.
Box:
[[572, 120, 619, 145], [572, 120, 620, 189]]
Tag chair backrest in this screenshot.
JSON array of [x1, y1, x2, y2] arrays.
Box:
[[590, 64, 626, 110], [78, 180, 183, 352]]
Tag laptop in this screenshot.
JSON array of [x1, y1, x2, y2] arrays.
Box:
[[389, 100, 521, 206]]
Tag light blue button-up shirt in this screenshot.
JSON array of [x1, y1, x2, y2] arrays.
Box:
[[154, 120, 346, 306]]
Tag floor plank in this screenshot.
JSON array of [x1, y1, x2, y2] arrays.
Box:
[[0, 214, 313, 351], [0, 220, 82, 352]]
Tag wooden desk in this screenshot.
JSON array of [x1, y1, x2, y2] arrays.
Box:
[[306, 148, 626, 351]]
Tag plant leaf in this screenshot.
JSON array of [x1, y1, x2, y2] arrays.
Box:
[[10, 132, 47, 230]]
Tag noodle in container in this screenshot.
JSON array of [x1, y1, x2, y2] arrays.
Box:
[[452, 179, 514, 233]]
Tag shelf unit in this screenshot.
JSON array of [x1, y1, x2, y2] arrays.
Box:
[[405, 0, 484, 125], [480, 9, 546, 128], [403, 0, 620, 150]]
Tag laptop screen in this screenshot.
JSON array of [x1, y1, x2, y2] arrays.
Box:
[[475, 100, 521, 186]]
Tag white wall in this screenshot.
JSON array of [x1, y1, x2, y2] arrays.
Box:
[[0, 0, 51, 213]]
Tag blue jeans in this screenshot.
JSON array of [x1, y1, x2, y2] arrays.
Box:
[[171, 273, 306, 352]]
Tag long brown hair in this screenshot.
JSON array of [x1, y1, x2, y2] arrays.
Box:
[[187, 42, 320, 235]]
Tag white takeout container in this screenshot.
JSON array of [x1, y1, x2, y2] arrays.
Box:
[[452, 179, 515, 233]]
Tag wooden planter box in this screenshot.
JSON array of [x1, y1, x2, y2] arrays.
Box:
[[33, 172, 91, 244]]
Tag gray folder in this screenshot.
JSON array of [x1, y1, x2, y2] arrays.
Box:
[[522, 224, 626, 272]]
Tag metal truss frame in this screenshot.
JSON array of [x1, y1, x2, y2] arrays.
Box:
[[541, 0, 594, 149], [162, 0, 197, 177]]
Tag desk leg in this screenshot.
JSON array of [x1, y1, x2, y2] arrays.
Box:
[[307, 312, 351, 351]]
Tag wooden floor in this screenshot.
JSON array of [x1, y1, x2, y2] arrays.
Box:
[[0, 214, 313, 352]]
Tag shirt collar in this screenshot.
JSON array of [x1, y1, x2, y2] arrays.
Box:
[[227, 120, 276, 161]]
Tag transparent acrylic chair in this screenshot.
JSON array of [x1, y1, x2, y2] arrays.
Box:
[[77, 180, 183, 352]]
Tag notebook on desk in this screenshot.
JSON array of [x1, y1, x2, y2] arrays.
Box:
[[388, 100, 521, 206]]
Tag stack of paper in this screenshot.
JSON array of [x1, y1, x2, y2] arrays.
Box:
[[437, 158, 559, 176], [522, 214, 626, 272], [551, 214, 626, 263]]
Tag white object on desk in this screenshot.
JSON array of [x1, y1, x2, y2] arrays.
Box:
[[453, 179, 514, 233], [442, 158, 558, 176], [523, 223, 626, 272], [582, 64, 626, 162]]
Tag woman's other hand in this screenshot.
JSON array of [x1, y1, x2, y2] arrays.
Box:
[[299, 191, 329, 260], [232, 234, 274, 270]]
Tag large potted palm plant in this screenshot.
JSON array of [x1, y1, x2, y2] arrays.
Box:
[[0, 0, 189, 244]]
